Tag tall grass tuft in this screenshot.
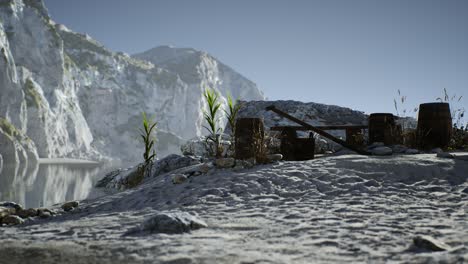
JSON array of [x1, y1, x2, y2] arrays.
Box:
[[140, 112, 157, 164], [203, 88, 223, 157], [436, 88, 465, 128], [224, 94, 242, 155]]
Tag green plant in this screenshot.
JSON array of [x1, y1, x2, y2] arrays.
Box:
[[139, 112, 157, 164], [224, 94, 242, 155], [203, 88, 223, 157]]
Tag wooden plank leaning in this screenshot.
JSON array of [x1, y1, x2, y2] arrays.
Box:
[[265, 105, 371, 155]]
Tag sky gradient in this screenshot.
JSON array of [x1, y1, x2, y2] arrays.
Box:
[[44, 0, 468, 119]]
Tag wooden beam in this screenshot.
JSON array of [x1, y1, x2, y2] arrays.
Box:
[[265, 105, 371, 155], [270, 125, 368, 131]]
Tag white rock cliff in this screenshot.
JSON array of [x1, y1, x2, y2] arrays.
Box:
[[0, 0, 265, 165]]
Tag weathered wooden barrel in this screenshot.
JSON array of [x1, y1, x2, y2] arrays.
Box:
[[346, 127, 363, 147], [280, 129, 315, 161], [368, 113, 397, 145], [280, 127, 298, 161], [416, 102, 452, 149], [294, 134, 315, 161], [235, 118, 264, 160]]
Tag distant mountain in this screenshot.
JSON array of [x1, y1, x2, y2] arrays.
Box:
[[0, 0, 265, 166], [134, 46, 263, 102]]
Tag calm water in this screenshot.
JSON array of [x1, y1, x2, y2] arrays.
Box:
[[0, 161, 115, 208]]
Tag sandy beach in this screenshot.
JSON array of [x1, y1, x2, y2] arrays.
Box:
[[1, 154, 467, 263]]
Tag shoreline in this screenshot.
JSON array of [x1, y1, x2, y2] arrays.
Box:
[[38, 158, 101, 165]]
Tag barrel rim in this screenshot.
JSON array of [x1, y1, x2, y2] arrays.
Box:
[[419, 102, 450, 107]]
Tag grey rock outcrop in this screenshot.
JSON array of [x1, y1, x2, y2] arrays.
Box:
[[126, 211, 207, 235], [412, 236, 450, 252], [96, 154, 201, 190]]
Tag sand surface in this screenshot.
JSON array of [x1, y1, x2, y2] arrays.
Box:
[[1, 154, 467, 263]]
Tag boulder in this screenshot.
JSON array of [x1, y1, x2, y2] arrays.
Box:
[[431, 148, 443, 154], [151, 154, 201, 177], [215, 158, 236, 168], [126, 212, 207, 235], [0, 201, 23, 212], [368, 142, 385, 149], [267, 154, 283, 162], [370, 146, 393, 156], [37, 208, 54, 219], [391, 145, 408, 154], [0, 206, 15, 219], [233, 159, 254, 171], [1, 215, 24, 226], [16, 208, 38, 218], [405, 149, 420, 155], [412, 236, 450, 252], [96, 154, 201, 190], [172, 174, 188, 184], [437, 152, 454, 159], [62, 201, 79, 212]]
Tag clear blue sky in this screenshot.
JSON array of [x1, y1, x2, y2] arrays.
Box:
[[44, 0, 467, 118]]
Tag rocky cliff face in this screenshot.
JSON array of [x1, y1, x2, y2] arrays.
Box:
[[0, 0, 264, 165]]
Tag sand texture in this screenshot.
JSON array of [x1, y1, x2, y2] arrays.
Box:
[[0, 154, 467, 263]]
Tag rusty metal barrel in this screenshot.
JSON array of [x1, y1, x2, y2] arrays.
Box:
[[235, 118, 264, 160], [416, 102, 452, 149], [368, 113, 397, 145]]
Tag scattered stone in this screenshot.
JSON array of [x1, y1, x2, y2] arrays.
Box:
[[61, 201, 79, 212], [413, 235, 450, 252], [1, 215, 24, 226], [215, 158, 236, 168], [0, 201, 23, 212], [95, 168, 123, 188], [436, 152, 454, 159], [370, 146, 393, 156], [152, 154, 201, 177], [368, 142, 385, 149], [126, 212, 207, 235], [267, 154, 283, 162], [0, 206, 15, 219], [16, 208, 38, 218], [97, 154, 201, 190], [37, 208, 53, 219], [199, 163, 212, 173], [172, 174, 187, 184], [405, 149, 420, 155], [333, 149, 357, 156], [391, 145, 408, 154], [431, 148, 443, 154], [232, 164, 245, 171], [180, 162, 213, 176]]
